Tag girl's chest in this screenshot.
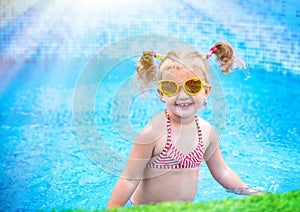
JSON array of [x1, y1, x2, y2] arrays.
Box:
[[153, 125, 201, 156]]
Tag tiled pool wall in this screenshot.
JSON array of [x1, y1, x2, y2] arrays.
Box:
[[0, 0, 299, 74]]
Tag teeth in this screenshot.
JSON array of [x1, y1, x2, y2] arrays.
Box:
[[178, 103, 190, 106]]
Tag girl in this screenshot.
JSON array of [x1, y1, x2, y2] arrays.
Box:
[[106, 41, 261, 208]]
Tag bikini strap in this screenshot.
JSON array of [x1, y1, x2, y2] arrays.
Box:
[[194, 115, 204, 147], [164, 110, 172, 151], [164, 110, 201, 142]]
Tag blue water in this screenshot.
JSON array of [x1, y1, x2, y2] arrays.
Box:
[[1, 0, 300, 211], [1, 58, 300, 210]]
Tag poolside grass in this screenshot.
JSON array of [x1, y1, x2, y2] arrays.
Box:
[[103, 189, 300, 212]]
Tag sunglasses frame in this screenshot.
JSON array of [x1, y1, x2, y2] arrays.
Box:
[[158, 77, 208, 97]]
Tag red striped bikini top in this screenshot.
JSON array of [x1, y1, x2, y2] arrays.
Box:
[[146, 110, 204, 169]]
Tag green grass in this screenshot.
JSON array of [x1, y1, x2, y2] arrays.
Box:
[[103, 189, 300, 212]]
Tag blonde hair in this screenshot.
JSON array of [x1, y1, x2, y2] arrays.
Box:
[[135, 51, 157, 92], [136, 41, 238, 92]]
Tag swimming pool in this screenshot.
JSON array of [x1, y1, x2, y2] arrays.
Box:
[[1, 0, 299, 211]]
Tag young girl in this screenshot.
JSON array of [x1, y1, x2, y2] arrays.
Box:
[[106, 41, 261, 208]]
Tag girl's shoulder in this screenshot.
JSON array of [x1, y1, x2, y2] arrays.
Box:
[[197, 116, 213, 132], [135, 111, 166, 144], [144, 111, 166, 135], [196, 116, 215, 149]]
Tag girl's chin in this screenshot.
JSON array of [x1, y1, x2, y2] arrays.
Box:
[[172, 104, 197, 117], [176, 104, 193, 110]]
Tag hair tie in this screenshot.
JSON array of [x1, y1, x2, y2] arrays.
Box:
[[150, 51, 165, 61], [204, 46, 217, 59]]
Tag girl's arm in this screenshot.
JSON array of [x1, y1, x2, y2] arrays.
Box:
[[204, 127, 261, 195], [106, 122, 160, 208]]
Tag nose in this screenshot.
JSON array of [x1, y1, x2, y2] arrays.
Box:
[[177, 86, 190, 99]]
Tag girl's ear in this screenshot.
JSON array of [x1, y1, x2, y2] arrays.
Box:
[[157, 89, 165, 102], [204, 86, 212, 99]]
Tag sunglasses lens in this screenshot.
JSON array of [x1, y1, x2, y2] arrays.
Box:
[[184, 79, 203, 94], [160, 81, 178, 96]]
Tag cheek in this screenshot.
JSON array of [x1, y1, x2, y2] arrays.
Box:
[[164, 96, 176, 105], [194, 96, 203, 107], [193, 93, 206, 107]]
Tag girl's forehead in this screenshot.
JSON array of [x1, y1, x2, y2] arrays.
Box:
[[162, 68, 199, 81]]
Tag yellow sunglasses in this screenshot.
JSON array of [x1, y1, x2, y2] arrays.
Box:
[[158, 77, 208, 97]]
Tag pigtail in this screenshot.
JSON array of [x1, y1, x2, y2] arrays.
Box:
[[210, 41, 234, 73], [135, 51, 157, 93], [207, 41, 250, 79]]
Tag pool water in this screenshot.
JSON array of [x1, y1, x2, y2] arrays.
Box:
[[1, 0, 299, 210], [1, 57, 299, 210]]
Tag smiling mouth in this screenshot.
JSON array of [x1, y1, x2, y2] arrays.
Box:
[[176, 103, 193, 107]]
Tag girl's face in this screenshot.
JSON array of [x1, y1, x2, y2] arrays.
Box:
[[159, 68, 211, 118]]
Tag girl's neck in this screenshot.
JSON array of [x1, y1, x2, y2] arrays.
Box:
[[166, 109, 196, 125]]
